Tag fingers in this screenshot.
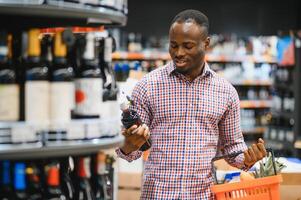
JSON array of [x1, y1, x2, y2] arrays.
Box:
[[257, 142, 267, 157], [248, 146, 257, 161]]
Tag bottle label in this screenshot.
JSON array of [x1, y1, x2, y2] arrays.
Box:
[[0, 84, 19, 121], [74, 78, 102, 116], [104, 37, 113, 63], [50, 82, 75, 124], [25, 81, 50, 124]]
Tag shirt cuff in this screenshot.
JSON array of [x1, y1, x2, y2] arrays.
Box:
[[115, 148, 143, 162]]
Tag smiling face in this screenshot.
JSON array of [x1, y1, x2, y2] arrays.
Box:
[[169, 20, 210, 80]]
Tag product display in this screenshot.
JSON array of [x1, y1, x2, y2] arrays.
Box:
[[0, 1, 301, 200]]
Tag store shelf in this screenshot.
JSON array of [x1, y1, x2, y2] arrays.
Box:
[[0, 135, 124, 160], [242, 127, 266, 134], [232, 80, 272, 86], [0, 1, 127, 28], [112, 51, 170, 60], [206, 54, 277, 64], [112, 51, 277, 64], [274, 82, 294, 92], [240, 100, 272, 109]]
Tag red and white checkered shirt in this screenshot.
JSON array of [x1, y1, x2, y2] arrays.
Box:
[[116, 62, 247, 200]]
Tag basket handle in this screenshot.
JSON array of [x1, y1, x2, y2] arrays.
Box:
[[211, 148, 277, 184]]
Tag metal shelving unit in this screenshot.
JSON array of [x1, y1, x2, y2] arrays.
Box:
[[0, 0, 126, 159], [0, 1, 127, 29], [0, 136, 124, 160]]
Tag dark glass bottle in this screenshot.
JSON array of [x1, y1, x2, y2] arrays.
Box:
[[60, 157, 75, 200], [14, 162, 28, 200], [0, 161, 13, 200], [74, 156, 95, 200], [92, 153, 113, 200], [26, 164, 43, 200], [44, 163, 67, 200], [0, 32, 19, 121], [74, 32, 102, 119], [49, 30, 75, 141], [25, 29, 50, 125], [120, 95, 151, 151]]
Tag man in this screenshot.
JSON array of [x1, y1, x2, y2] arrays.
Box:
[[116, 9, 267, 200]]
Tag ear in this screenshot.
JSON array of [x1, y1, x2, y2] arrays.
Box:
[[205, 37, 210, 50]]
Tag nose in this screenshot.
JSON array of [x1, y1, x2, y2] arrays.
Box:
[[175, 46, 185, 58]]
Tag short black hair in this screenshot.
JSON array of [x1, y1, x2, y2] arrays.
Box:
[[171, 9, 209, 36]]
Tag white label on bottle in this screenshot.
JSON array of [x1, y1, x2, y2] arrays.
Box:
[[86, 122, 101, 139], [104, 37, 113, 63], [0, 84, 19, 121], [50, 82, 75, 124], [25, 81, 50, 124], [67, 122, 85, 140], [11, 125, 36, 143], [74, 78, 102, 116]]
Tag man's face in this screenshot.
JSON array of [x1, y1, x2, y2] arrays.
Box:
[[169, 21, 210, 76]]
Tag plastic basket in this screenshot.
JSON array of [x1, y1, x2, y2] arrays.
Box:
[[210, 149, 283, 200]]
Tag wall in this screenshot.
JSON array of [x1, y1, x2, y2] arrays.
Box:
[[122, 0, 301, 37]]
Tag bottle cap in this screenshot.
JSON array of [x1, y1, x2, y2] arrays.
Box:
[[14, 163, 26, 190], [96, 152, 106, 175], [47, 166, 59, 186], [54, 30, 67, 57], [83, 32, 95, 60], [77, 157, 91, 178], [28, 29, 41, 57]]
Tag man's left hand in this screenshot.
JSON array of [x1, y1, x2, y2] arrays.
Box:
[[244, 138, 267, 168]]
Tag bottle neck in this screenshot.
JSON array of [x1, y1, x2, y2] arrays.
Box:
[[77, 157, 91, 178], [47, 166, 60, 187]]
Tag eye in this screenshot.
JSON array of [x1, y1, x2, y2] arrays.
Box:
[[184, 43, 194, 49], [170, 42, 178, 49]]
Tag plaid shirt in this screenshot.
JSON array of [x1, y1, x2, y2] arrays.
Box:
[[116, 62, 247, 200]]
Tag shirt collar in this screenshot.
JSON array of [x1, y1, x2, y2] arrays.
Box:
[[167, 61, 213, 78]]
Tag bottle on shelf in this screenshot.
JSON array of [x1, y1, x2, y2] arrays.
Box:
[[26, 163, 43, 200], [74, 156, 95, 200], [60, 157, 75, 200], [0, 161, 13, 200], [44, 162, 66, 200], [92, 152, 112, 200], [0, 32, 19, 121], [74, 32, 102, 119], [14, 162, 28, 200], [25, 29, 50, 127], [99, 36, 119, 138], [48, 30, 75, 141]]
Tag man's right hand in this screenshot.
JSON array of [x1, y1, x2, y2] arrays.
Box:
[[120, 124, 150, 155]]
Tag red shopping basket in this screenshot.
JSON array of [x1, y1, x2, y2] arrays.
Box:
[[210, 148, 282, 200]]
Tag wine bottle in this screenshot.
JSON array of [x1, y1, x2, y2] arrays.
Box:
[[74, 32, 102, 119], [49, 30, 75, 141], [14, 162, 28, 200], [26, 164, 43, 200], [25, 29, 50, 127], [0, 32, 19, 121], [0, 161, 13, 200], [92, 152, 113, 200], [44, 163, 67, 200], [120, 94, 151, 151], [74, 156, 95, 200], [60, 157, 75, 200]]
